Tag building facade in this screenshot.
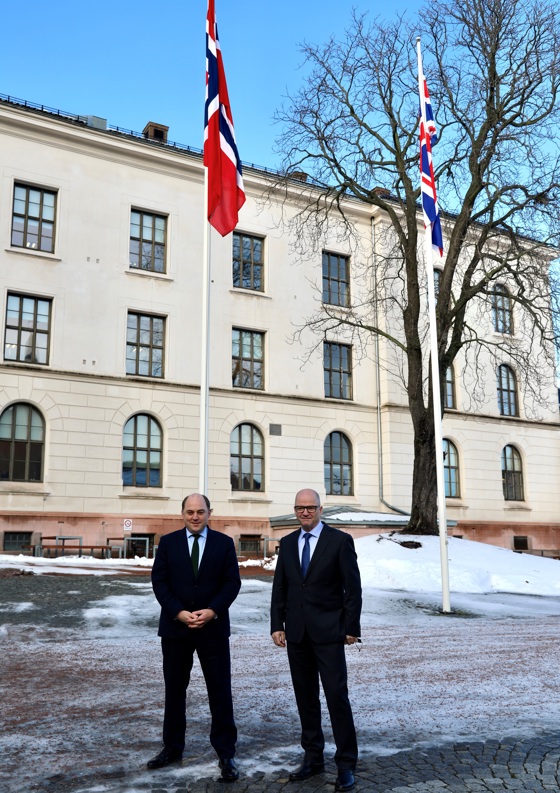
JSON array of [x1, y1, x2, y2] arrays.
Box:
[[0, 97, 558, 557]]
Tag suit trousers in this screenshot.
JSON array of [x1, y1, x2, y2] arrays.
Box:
[[161, 635, 237, 758], [287, 632, 358, 770]]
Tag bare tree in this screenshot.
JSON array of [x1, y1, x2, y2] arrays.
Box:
[[273, 0, 560, 534]]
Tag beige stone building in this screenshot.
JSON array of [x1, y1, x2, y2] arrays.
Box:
[[0, 96, 558, 558]]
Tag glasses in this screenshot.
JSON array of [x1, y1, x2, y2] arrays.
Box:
[[294, 506, 319, 514]]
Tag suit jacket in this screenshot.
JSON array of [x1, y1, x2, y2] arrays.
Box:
[[270, 523, 362, 644], [152, 526, 241, 639]]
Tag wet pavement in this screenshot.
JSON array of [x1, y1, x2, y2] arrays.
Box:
[[2, 572, 560, 792]]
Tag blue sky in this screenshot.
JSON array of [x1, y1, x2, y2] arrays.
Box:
[[1, 0, 419, 170]]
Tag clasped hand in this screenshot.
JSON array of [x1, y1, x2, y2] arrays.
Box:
[[176, 608, 215, 628]]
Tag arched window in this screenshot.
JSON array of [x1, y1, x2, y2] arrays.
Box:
[[0, 403, 45, 481], [444, 365, 456, 409], [497, 364, 518, 416], [230, 423, 264, 491], [492, 284, 514, 334], [502, 445, 524, 501], [122, 414, 162, 487], [324, 432, 353, 496], [443, 439, 460, 498]]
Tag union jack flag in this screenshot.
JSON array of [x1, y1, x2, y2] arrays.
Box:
[[418, 54, 443, 256], [204, 0, 245, 237]]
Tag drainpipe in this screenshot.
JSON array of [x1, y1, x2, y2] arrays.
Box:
[[372, 217, 409, 517]]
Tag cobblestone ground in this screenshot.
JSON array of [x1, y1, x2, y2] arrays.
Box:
[[9, 734, 560, 793], [187, 735, 560, 792], [2, 572, 560, 793]]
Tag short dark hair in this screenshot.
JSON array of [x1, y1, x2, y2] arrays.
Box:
[[181, 493, 211, 511]]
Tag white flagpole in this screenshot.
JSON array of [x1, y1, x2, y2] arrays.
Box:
[[417, 38, 451, 613], [199, 169, 211, 495]]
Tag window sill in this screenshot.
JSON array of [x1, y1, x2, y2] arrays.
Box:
[[2, 360, 49, 369], [125, 269, 174, 282], [0, 484, 50, 496], [323, 396, 353, 402], [230, 288, 271, 299], [324, 496, 360, 504], [125, 373, 165, 382], [321, 302, 352, 313], [229, 495, 272, 503], [232, 386, 265, 393], [504, 503, 531, 511], [119, 491, 169, 500], [5, 247, 61, 262]]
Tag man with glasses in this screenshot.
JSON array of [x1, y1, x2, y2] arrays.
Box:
[[271, 488, 362, 792]]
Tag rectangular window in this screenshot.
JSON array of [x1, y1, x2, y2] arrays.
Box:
[[324, 342, 352, 400], [239, 536, 261, 553], [11, 184, 56, 253], [322, 251, 350, 306], [232, 328, 264, 389], [232, 232, 264, 291], [513, 535, 529, 551], [3, 532, 32, 552], [129, 210, 167, 273], [126, 312, 165, 377], [444, 366, 456, 409], [4, 294, 52, 365]]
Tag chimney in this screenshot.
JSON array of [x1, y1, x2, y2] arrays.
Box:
[[142, 122, 169, 143]]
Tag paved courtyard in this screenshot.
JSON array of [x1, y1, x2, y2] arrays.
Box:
[[2, 571, 560, 793]]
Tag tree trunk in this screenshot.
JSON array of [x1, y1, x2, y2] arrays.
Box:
[[407, 411, 438, 535]]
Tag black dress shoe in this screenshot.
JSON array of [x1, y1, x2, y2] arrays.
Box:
[[289, 759, 325, 781], [146, 747, 183, 769], [219, 757, 239, 782], [334, 769, 355, 791]]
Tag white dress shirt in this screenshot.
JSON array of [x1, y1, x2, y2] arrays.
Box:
[[298, 522, 323, 564], [186, 526, 208, 564]]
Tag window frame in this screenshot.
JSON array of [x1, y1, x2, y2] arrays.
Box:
[[3, 531, 32, 552], [4, 293, 52, 365], [502, 444, 524, 501], [0, 403, 45, 482], [443, 438, 460, 498], [444, 365, 456, 410], [126, 311, 165, 378], [433, 267, 443, 299], [232, 232, 264, 292], [232, 328, 265, 390], [230, 423, 264, 492], [122, 413, 163, 488], [322, 251, 350, 307], [11, 183, 57, 254], [497, 364, 518, 417], [324, 431, 353, 496], [324, 342, 353, 400], [129, 209, 167, 273], [513, 535, 529, 551], [492, 284, 514, 334]]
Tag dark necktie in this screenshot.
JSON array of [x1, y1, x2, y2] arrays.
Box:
[[191, 534, 200, 575], [301, 532, 311, 577]]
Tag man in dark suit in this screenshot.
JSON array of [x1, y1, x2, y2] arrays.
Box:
[[148, 493, 241, 782], [271, 488, 362, 792]]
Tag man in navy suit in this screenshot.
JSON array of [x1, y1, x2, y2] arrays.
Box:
[[271, 488, 362, 792], [148, 493, 241, 782]]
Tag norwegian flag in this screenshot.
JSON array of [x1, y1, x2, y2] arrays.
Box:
[[418, 54, 443, 256], [204, 0, 245, 236]]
